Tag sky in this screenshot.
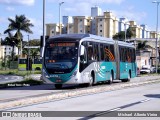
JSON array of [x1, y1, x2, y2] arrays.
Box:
[[0, 0, 159, 40]]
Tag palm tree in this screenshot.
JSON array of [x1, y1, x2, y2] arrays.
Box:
[[4, 15, 34, 56], [30, 48, 40, 60], [113, 27, 135, 40], [137, 41, 148, 50]]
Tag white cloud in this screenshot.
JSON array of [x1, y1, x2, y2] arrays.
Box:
[[6, 6, 15, 11], [48, 0, 126, 18], [64, 2, 91, 16], [112, 10, 147, 24], [0, 0, 35, 6]]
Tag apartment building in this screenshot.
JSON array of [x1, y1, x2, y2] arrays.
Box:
[[119, 18, 130, 32], [96, 11, 119, 38], [46, 23, 64, 36], [73, 16, 92, 34], [129, 21, 143, 38], [0, 45, 18, 59], [45, 6, 160, 40], [150, 31, 157, 38], [141, 24, 150, 38]]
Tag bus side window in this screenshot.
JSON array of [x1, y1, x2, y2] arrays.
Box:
[[100, 44, 104, 61], [104, 45, 109, 62], [110, 45, 115, 61], [93, 43, 99, 61], [87, 42, 94, 61]]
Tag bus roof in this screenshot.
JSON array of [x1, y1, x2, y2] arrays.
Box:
[[118, 41, 135, 48], [49, 34, 135, 48], [49, 34, 90, 40], [49, 34, 114, 42]]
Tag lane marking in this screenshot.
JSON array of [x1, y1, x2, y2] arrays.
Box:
[[140, 99, 151, 103]]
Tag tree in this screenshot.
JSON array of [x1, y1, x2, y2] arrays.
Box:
[[29, 39, 40, 46], [113, 27, 135, 40], [136, 41, 153, 50], [30, 48, 40, 60], [4, 15, 34, 56], [22, 48, 40, 60]]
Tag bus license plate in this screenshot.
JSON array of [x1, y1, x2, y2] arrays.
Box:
[[56, 80, 62, 82]]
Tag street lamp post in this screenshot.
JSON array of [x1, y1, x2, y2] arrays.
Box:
[[27, 35, 30, 72], [125, 24, 127, 42], [152, 1, 160, 73], [124, 21, 128, 42], [59, 2, 64, 35], [0, 33, 1, 46]]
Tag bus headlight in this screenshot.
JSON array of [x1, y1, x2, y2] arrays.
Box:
[[71, 70, 77, 77], [43, 69, 49, 78]]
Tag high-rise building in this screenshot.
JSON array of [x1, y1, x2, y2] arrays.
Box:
[[91, 6, 102, 17], [62, 16, 73, 34]]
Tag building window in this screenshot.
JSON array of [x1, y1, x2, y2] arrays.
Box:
[[100, 24, 102, 27], [100, 30, 102, 32], [80, 19, 82, 21], [100, 19, 102, 21], [80, 30, 83, 32]]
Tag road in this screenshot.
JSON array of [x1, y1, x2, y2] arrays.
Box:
[[0, 75, 160, 103], [0, 76, 160, 120]]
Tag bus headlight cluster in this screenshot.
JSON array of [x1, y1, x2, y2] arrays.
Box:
[[43, 69, 49, 78], [71, 70, 78, 77]]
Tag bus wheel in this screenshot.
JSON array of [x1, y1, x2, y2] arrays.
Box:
[[122, 73, 131, 82], [88, 74, 94, 86], [55, 84, 62, 89], [107, 72, 113, 84]]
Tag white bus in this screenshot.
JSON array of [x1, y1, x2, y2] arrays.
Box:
[[41, 34, 137, 89]]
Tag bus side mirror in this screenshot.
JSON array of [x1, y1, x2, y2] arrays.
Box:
[[80, 45, 87, 64], [80, 45, 85, 56]]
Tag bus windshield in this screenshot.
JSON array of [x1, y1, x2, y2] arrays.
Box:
[[44, 42, 79, 74]]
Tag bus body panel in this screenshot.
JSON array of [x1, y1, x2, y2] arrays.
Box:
[[120, 62, 137, 79], [46, 66, 78, 84], [95, 62, 116, 82]]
